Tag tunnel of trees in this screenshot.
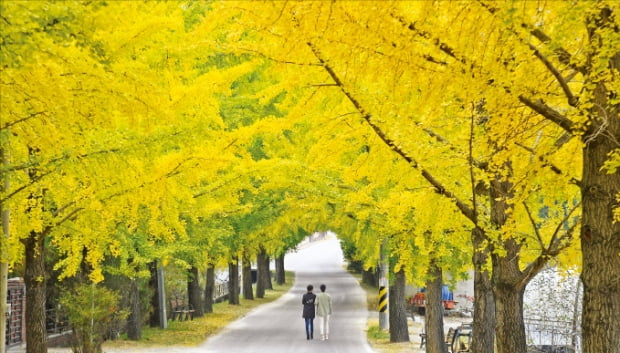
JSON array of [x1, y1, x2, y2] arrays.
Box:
[[1, 2, 618, 353]]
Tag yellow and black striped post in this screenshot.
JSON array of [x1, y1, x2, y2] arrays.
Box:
[[378, 286, 388, 313]]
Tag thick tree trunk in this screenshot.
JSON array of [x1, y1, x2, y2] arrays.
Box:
[[242, 252, 254, 300], [580, 58, 620, 353], [425, 262, 446, 353], [492, 243, 527, 353], [388, 268, 409, 342], [471, 227, 495, 353], [127, 279, 142, 340], [188, 266, 203, 317], [204, 265, 215, 313], [23, 231, 47, 353], [489, 170, 528, 353], [228, 259, 240, 305], [275, 254, 285, 285], [148, 261, 161, 327], [256, 247, 268, 298]]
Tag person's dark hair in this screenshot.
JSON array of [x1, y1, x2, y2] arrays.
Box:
[[307, 284, 314, 291], [320, 284, 326, 292]]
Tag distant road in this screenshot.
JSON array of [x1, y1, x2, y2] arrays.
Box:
[[12, 235, 375, 353], [198, 235, 375, 353]]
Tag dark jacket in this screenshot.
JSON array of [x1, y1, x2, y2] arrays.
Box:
[[302, 292, 316, 318]]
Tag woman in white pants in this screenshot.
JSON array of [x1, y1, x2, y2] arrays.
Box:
[[315, 284, 333, 340]]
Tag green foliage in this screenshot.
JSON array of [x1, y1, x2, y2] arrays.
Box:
[[59, 283, 128, 353], [367, 325, 390, 340]]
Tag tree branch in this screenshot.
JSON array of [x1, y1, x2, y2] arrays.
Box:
[[527, 42, 578, 107], [525, 26, 586, 75], [514, 141, 582, 188], [1, 111, 48, 129], [523, 202, 545, 250], [518, 96, 575, 133], [519, 200, 581, 288], [394, 8, 579, 135], [475, 0, 584, 74], [307, 41, 477, 224]]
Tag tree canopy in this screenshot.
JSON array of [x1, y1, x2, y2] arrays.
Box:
[[1, 2, 618, 353]]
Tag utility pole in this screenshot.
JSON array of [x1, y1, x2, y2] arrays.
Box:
[[157, 264, 167, 329], [379, 238, 389, 330]]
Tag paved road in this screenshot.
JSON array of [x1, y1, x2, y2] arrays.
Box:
[[9, 235, 375, 353], [198, 234, 375, 353]]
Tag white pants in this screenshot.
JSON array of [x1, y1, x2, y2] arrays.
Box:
[[318, 315, 330, 337]]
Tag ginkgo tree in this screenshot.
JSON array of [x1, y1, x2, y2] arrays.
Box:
[[0, 1, 268, 352], [210, 2, 615, 353], [2, 3, 616, 353]]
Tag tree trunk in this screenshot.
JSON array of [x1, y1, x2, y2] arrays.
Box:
[[492, 245, 527, 353], [242, 251, 254, 300], [580, 84, 620, 353], [488, 169, 528, 353], [265, 255, 273, 290], [188, 266, 203, 317], [579, 10, 620, 351], [204, 265, 215, 313], [23, 231, 47, 353], [256, 247, 268, 298], [127, 279, 141, 340], [228, 259, 240, 305], [471, 227, 495, 353], [148, 261, 161, 327], [362, 268, 378, 287], [425, 262, 446, 353], [275, 254, 285, 285], [388, 268, 409, 342]]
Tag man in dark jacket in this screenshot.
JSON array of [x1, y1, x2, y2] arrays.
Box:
[[302, 284, 316, 340]]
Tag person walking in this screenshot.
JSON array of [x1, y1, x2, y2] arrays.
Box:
[[315, 284, 333, 340], [302, 284, 316, 340]]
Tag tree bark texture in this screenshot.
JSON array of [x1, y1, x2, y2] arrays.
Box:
[[275, 254, 285, 285], [228, 259, 240, 305], [188, 266, 203, 317], [127, 279, 142, 340], [471, 227, 495, 353], [242, 252, 254, 300], [148, 261, 161, 327], [23, 231, 47, 353], [388, 268, 409, 342], [256, 247, 268, 298], [425, 262, 447, 353], [264, 252, 273, 290], [580, 35, 620, 353], [489, 171, 529, 353], [492, 243, 527, 353], [203, 265, 215, 313]]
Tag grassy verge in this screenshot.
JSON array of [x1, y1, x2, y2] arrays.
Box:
[[104, 271, 295, 349], [357, 275, 424, 353]]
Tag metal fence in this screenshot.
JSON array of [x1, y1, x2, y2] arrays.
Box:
[[525, 319, 580, 353]]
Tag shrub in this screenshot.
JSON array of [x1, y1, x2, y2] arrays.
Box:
[[60, 283, 128, 353]]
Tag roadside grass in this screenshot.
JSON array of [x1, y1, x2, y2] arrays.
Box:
[[104, 271, 295, 349], [357, 274, 423, 353]]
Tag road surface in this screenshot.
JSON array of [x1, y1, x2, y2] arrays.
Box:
[[8, 234, 375, 353], [198, 234, 375, 353]]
